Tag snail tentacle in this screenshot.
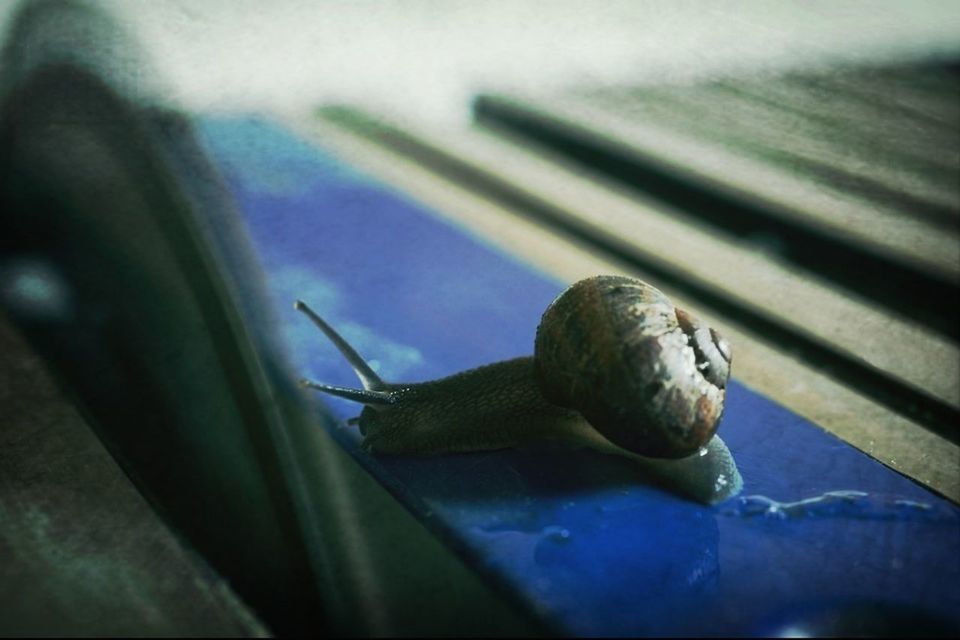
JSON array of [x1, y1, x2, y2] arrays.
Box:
[[298, 378, 397, 406], [294, 299, 387, 391]]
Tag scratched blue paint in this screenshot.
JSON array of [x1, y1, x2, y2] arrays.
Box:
[[196, 116, 960, 637]]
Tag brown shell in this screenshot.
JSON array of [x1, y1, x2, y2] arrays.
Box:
[[533, 275, 730, 459]]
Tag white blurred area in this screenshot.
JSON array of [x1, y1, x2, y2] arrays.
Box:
[[3, 0, 959, 127]]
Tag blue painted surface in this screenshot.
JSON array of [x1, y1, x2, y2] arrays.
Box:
[[196, 116, 960, 637]]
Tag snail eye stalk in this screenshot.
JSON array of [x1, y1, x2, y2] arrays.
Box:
[[298, 379, 396, 406], [295, 300, 398, 406], [294, 299, 388, 392]]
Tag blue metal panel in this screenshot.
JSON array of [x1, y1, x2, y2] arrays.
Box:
[[196, 117, 960, 637]]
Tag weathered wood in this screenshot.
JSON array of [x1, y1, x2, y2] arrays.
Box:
[[0, 316, 269, 637]]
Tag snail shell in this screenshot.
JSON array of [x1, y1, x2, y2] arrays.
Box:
[[535, 276, 730, 459]]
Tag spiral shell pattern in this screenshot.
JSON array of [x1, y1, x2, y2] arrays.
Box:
[[534, 275, 730, 458]]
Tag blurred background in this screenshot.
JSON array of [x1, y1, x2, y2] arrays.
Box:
[[2, 1, 959, 637], [1, 0, 956, 124]]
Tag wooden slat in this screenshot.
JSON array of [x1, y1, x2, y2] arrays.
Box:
[[724, 73, 960, 177], [579, 83, 959, 229], [493, 93, 960, 284], [787, 67, 960, 133], [285, 113, 960, 502], [0, 316, 269, 637]]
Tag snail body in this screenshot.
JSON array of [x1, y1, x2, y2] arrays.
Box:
[[349, 357, 582, 455], [296, 275, 741, 504]]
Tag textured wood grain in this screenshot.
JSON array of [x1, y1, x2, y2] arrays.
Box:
[[489, 93, 960, 284]]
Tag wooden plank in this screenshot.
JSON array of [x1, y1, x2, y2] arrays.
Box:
[[287, 113, 960, 503], [580, 83, 959, 229], [0, 316, 269, 637], [786, 67, 960, 134], [718, 73, 959, 179], [493, 93, 960, 285]]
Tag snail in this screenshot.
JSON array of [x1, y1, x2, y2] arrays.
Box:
[[296, 275, 742, 504]]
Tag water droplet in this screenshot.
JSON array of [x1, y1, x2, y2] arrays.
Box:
[[723, 491, 948, 522], [895, 499, 931, 511], [714, 474, 729, 492]]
